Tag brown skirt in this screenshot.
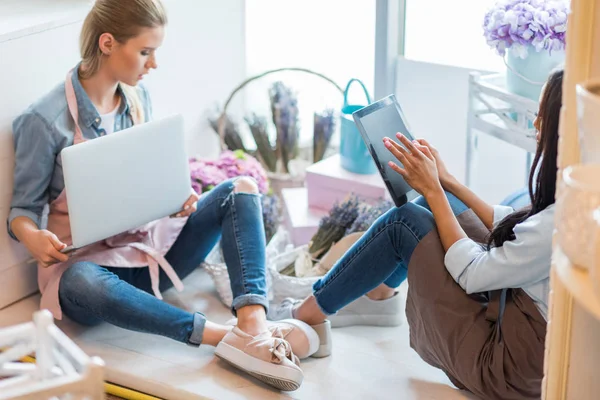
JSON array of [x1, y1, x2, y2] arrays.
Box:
[[406, 209, 546, 400]]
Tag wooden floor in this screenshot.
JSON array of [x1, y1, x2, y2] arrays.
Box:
[[0, 269, 476, 399]]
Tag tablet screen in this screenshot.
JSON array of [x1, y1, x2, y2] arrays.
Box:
[[354, 98, 415, 204]]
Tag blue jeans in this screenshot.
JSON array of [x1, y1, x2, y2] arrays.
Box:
[[58, 179, 267, 346], [312, 192, 468, 315]]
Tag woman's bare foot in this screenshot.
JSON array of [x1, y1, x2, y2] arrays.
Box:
[[236, 304, 269, 336], [292, 295, 327, 326], [202, 321, 232, 346]]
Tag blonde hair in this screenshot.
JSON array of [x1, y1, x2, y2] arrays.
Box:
[[79, 0, 167, 123]]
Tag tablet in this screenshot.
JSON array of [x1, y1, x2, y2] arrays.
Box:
[[352, 94, 416, 207]]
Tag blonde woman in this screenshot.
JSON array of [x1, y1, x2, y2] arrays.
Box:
[[8, 0, 316, 391]]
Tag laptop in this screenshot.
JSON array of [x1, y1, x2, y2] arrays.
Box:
[[352, 94, 418, 207], [60, 114, 191, 252]]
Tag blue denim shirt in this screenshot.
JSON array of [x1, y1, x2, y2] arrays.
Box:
[[7, 63, 152, 240]]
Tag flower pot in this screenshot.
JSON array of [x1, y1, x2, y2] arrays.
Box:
[[506, 48, 565, 101]]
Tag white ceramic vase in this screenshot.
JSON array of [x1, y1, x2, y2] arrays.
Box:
[[557, 165, 600, 268], [576, 79, 600, 164]]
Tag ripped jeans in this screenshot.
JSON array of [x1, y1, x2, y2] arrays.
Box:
[[58, 179, 268, 346]]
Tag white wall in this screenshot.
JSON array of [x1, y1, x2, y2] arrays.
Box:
[[394, 58, 529, 204], [145, 0, 246, 158], [0, 0, 246, 309]]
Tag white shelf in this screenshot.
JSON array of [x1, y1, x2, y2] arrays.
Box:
[[0, 0, 91, 44], [474, 73, 539, 111], [553, 246, 600, 320], [466, 72, 539, 187]]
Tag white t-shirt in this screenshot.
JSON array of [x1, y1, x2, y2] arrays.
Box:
[[444, 204, 555, 320], [99, 100, 120, 135]]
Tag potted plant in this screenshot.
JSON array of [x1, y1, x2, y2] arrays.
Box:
[[483, 0, 569, 100]]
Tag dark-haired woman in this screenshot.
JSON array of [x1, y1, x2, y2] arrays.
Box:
[[268, 69, 564, 400]]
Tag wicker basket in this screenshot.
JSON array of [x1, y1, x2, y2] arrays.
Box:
[[204, 227, 321, 307], [216, 67, 343, 188]]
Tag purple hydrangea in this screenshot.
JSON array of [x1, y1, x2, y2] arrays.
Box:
[[190, 150, 279, 242], [483, 0, 569, 58], [189, 150, 270, 195]]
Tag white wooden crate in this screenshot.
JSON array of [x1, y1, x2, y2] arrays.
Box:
[[0, 310, 105, 400]]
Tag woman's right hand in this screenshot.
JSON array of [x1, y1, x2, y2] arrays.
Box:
[[414, 139, 455, 188], [22, 229, 69, 268]]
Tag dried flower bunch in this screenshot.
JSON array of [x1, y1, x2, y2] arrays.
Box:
[[278, 194, 393, 277], [211, 80, 337, 174]]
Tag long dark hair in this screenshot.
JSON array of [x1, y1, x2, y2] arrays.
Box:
[[487, 69, 563, 248]]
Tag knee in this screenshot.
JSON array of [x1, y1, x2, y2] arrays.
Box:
[[375, 203, 434, 234], [59, 262, 104, 300], [379, 203, 421, 224], [233, 176, 259, 194]]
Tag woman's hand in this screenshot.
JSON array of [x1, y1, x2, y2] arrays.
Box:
[[384, 133, 443, 197], [172, 190, 199, 218], [414, 139, 456, 189], [22, 229, 70, 268]]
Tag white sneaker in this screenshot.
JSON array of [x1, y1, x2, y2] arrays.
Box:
[[328, 292, 403, 328], [268, 293, 403, 329], [223, 318, 320, 359], [215, 327, 303, 391], [267, 298, 332, 358], [309, 320, 332, 358]]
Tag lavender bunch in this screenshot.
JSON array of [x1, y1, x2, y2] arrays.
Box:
[[483, 0, 569, 59], [345, 198, 394, 235], [261, 193, 281, 243], [209, 112, 247, 152], [270, 82, 299, 174], [309, 195, 361, 258], [313, 109, 336, 163], [245, 113, 277, 172]]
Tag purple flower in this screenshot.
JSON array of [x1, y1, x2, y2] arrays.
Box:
[[189, 150, 278, 243], [483, 0, 570, 58], [313, 109, 336, 163], [189, 150, 270, 195], [345, 198, 394, 235], [261, 193, 280, 243], [270, 82, 299, 174]]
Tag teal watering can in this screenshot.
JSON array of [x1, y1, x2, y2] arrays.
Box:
[[339, 78, 377, 174]]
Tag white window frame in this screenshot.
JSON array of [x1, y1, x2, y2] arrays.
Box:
[[373, 0, 406, 100]]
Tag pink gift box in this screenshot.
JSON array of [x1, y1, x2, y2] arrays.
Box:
[[306, 154, 391, 211], [281, 187, 328, 247]]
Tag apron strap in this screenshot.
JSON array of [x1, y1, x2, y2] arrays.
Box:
[[486, 288, 508, 342], [65, 70, 85, 143], [64, 69, 140, 142], [128, 242, 185, 298]]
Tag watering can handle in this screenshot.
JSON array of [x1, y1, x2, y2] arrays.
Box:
[[343, 78, 372, 107]]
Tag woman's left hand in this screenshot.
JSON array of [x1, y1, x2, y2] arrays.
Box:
[[172, 190, 199, 218], [384, 133, 443, 197]]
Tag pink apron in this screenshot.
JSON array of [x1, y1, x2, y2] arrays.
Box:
[[39, 70, 189, 319]]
